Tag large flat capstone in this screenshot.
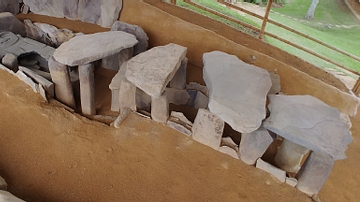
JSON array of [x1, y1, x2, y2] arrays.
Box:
[[203, 51, 271, 133], [263, 95, 352, 160], [53, 31, 138, 66], [125, 43, 187, 98]]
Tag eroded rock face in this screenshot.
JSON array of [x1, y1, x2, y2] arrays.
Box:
[[263, 95, 352, 160], [24, 0, 64, 18], [203, 51, 271, 134]]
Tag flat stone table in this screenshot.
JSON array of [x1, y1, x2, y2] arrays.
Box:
[[51, 31, 138, 114]]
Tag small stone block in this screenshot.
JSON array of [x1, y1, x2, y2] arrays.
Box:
[[275, 139, 309, 173], [1, 53, 18, 72], [19, 66, 54, 97], [151, 92, 169, 123], [256, 158, 286, 183], [166, 120, 192, 136], [119, 79, 137, 111], [16, 70, 39, 93]]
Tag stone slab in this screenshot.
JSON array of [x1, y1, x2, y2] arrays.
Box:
[[16, 70, 39, 93], [165, 88, 190, 105], [2, 53, 18, 72], [166, 121, 192, 136], [0, 1, 20, 14], [275, 139, 309, 173], [263, 95, 352, 160], [203, 51, 271, 133], [0, 12, 25, 37], [53, 31, 138, 66], [219, 146, 239, 159], [256, 158, 286, 183], [126, 43, 187, 98], [0, 176, 6, 190], [19, 66, 54, 97]]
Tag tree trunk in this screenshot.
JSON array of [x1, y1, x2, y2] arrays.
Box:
[[305, 0, 319, 19]]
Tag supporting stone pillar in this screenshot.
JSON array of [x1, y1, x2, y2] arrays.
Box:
[[102, 47, 133, 70], [170, 57, 188, 90], [79, 63, 96, 115], [151, 92, 169, 123], [275, 139, 309, 173], [119, 79, 137, 111], [48, 56, 76, 109], [296, 152, 334, 196]]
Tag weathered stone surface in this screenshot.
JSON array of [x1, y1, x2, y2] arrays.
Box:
[[192, 109, 225, 150], [136, 88, 151, 111], [169, 111, 192, 127], [219, 146, 239, 159], [256, 158, 286, 183], [165, 88, 190, 105], [170, 57, 187, 90], [79, 63, 96, 115], [0, 1, 20, 14], [0, 12, 25, 37], [239, 127, 276, 165], [167, 111, 192, 136], [221, 137, 238, 151], [111, 21, 148, 56], [194, 91, 209, 109], [166, 121, 192, 136], [286, 177, 298, 187], [62, 0, 79, 19], [126, 43, 187, 98], [19, 66, 54, 97], [296, 152, 334, 196], [53, 31, 138, 66], [34, 23, 75, 47], [151, 92, 169, 123], [102, 47, 133, 70], [0, 176, 7, 190], [24, 0, 64, 18], [275, 139, 309, 173], [268, 71, 281, 94], [1, 53, 18, 72], [109, 62, 127, 111], [16, 70, 39, 93], [21, 4, 30, 14], [186, 82, 209, 97], [113, 107, 131, 128], [203, 51, 271, 133], [119, 78, 137, 111], [98, 0, 123, 28], [264, 95, 352, 160], [0, 190, 25, 202]]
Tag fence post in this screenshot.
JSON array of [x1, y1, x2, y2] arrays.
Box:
[[259, 0, 273, 40]]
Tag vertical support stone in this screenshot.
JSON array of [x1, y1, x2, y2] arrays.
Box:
[[192, 109, 225, 150], [79, 63, 96, 115], [102, 47, 133, 70], [48, 56, 76, 109], [296, 152, 334, 196], [151, 92, 169, 123], [119, 79, 137, 111], [136, 88, 151, 111], [170, 57, 188, 90], [275, 139, 309, 173], [238, 127, 276, 165]]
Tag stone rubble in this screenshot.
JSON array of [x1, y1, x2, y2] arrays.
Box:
[[221, 137, 238, 151], [34, 22, 75, 47], [24, 19, 54, 46], [16, 70, 39, 93], [19, 66, 54, 97], [167, 112, 192, 136], [169, 58, 188, 90], [286, 177, 298, 187]]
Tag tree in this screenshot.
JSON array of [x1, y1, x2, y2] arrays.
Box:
[[305, 0, 319, 19]]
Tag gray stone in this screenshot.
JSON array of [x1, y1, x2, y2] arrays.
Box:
[[126, 43, 187, 98], [0, 12, 25, 37], [19, 66, 54, 97], [102, 47, 133, 70], [194, 91, 209, 109], [111, 21, 148, 55], [166, 121, 192, 136], [39, 84, 48, 102], [256, 158, 286, 183], [170, 57, 187, 90], [48, 56, 76, 109], [165, 88, 190, 106], [119, 78, 137, 111], [203, 51, 271, 134], [24, 19, 55, 46], [239, 127, 276, 165], [0, 63, 15, 75], [24, 0, 64, 18], [113, 107, 131, 128], [62, 0, 79, 19], [0, 1, 20, 14], [221, 137, 238, 151], [79, 63, 96, 115], [16, 70, 39, 93], [109, 62, 127, 111], [263, 95, 352, 160], [0, 176, 7, 190], [286, 177, 298, 187], [169, 111, 192, 127], [296, 152, 334, 196], [192, 108, 225, 150], [34, 23, 75, 47], [219, 146, 239, 159], [268, 71, 281, 94], [186, 82, 209, 97], [1, 53, 18, 72], [275, 139, 309, 173], [54, 31, 138, 66], [167, 111, 192, 136], [136, 88, 151, 111], [0, 190, 25, 202], [151, 92, 169, 123], [98, 0, 123, 28]]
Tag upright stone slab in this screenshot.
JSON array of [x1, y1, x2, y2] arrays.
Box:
[[1, 53, 18, 72], [19, 66, 54, 97], [119, 79, 137, 111], [192, 109, 225, 150], [165, 88, 190, 105], [264, 95, 352, 160], [97, 0, 123, 28], [102, 47, 133, 70], [126, 43, 187, 98], [53, 31, 138, 66], [275, 139, 309, 173], [151, 92, 169, 123], [109, 62, 127, 111], [48, 56, 76, 109], [296, 152, 334, 196], [256, 158, 286, 183], [111, 21, 149, 56], [170, 57, 188, 90], [79, 63, 96, 115], [24, 0, 65, 18], [62, 0, 79, 19], [0, 12, 25, 37], [239, 127, 276, 165], [203, 51, 271, 133], [0, 1, 20, 14]]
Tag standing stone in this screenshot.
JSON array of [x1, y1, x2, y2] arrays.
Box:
[[275, 139, 309, 173], [203, 51, 271, 134], [256, 158, 286, 183], [48, 56, 76, 109], [98, 0, 123, 28], [239, 127, 276, 165], [194, 91, 209, 109], [119, 79, 137, 111], [165, 88, 190, 105], [0, 12, 26, 37], [102, 47, 133, 70], [192, 108, 225, 150], [0, 190, 25, 202], [16, 70, 39, 93], [186, 82, 209, 97], [268, 71, 281, 94], [24, 0, 64, 18], [63, 0, 79, 19], [151, 92, 169, 123], [296, 152, 334, 196], [0, 0, 20, 14], [1, 53, 18, 72], [170, 57, 188, 90], [111, 21, 149, 56], [0, 176, 6, 190], [166, 121, 192, 136], [126, 43, 187, 98], [79, 63, 96, 115], [136, 88, 151, 111]]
